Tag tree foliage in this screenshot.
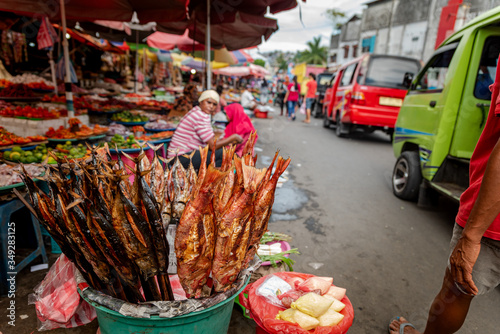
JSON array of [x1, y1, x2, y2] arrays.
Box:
[[325, 8, 346, 30], [275, 53, 288, 71], [298, 36, 327, 65], [253, 59, 266, 67]]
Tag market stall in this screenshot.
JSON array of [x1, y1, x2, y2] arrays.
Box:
[[0, 1, 357, 333]]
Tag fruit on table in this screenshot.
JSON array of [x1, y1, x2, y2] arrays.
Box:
[[0, 106, 60, 119], [46, 120, 108, 139], [0, 127, 42, 146], [27, 81, 54, 90], [109, 134, 141, 149], [0, 83, 34, 97], [3, 143, 88, 164], [111, 110, 149, 123], [3, 144, 49, 164]]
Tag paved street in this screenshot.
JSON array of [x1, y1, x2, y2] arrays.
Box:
[[2, 107, 500, 334], [229, 108, 500, 333]]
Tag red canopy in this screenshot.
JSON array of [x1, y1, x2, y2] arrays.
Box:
[[0, 0, 187, 23], [0, 0, 301, 50], [147, 30, 204, 52]]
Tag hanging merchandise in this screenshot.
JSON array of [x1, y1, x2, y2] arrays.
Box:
[[37, 17, 59, 50], [56, 55, 78, 83], [154, 62, 167, 84], [12, 32, 28, 63], [1, 31, 13, 65]]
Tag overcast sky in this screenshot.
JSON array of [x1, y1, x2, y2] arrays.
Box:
[[257, 0, 367, 53]]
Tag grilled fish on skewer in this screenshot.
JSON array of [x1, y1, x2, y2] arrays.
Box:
[[175, 165, 228, 297], [244, 156, 291, 266], [212, 162, 267, 292]]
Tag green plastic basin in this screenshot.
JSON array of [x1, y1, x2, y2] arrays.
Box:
[[80, 281, 248, 334]]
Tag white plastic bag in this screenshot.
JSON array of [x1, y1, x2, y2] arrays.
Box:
[[299, 100, 306, 115], [255, 274, 292, 307]]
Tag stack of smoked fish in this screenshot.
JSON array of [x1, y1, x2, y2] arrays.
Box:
[[175, 133, 291, 298], [19, 132, 290, 303]]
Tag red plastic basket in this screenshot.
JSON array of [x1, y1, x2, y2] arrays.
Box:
[[254, 110, 268, 118], [240, 272, 354, 334]]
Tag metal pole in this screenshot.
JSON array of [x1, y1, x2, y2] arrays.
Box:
[[48, 48, 58, 95], [135, 30, 139, 93], [60, 0, 74, 118], [205, 0, 211, 90]]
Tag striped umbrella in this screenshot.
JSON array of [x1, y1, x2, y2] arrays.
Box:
[[231, 50, 254, 64]]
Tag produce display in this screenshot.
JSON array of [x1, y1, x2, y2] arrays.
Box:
[[0, 105, 60, 119], [0, 127, 46, 146], [131, 125, 145, 134], [57, 83, 88, 94], [27, 81, 54, 91], [9, 73, 54, 90], [0, 78, 11, 88], [0, 83, 34, 98], [20, 133, 289, 304], [257, 232, 299, 271], [2, 144, 48, 164], [111, 110, 149, 123], [0, 163, 44, 187], [41, 94, 66, 103], [144, 119, 178, 130], [107, 123, 130, 136], [108, 134, 143, 149], [45, 118, 108, 139], [1, 143, 88, 164], [41, 95, 93, 111], [50, 142, 89, 163], [146, 131, 174, 140]]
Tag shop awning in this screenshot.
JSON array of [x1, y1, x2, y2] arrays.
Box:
[[53, 24, 125, 54], [146, 30, 204, 53], [214, 63, 269, 77], [0, 0, 188, 23], [181, 56, 228, 70]]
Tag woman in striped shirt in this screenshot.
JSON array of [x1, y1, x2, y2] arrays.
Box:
[[167, 90, 242, 169]]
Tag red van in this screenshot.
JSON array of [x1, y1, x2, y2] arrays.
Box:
[[323, 54, 421, 138]]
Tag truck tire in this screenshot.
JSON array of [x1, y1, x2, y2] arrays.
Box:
[[392, 151, 422, 201], [323, 113, 331, 128]]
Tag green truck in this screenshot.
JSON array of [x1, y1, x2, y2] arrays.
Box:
[[391, 7, 500, 203]]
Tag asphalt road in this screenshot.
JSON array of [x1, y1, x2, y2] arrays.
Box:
[[229, 109, 500, 333], [2, 108, 500, 334]]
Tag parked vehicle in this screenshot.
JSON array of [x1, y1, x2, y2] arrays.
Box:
[[323, 54, 421, 138], [321, 75, 337, 119], [312, 72, 335, 118], [391, 7, 500, 203]]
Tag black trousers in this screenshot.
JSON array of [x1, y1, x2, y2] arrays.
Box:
[[174, 148, 223, 171]]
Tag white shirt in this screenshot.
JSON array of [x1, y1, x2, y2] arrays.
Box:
[[240, 90, 255, 109]]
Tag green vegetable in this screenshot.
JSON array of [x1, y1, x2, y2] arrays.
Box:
[[260, 232, 292, 244], [258, 248, 300, 271]]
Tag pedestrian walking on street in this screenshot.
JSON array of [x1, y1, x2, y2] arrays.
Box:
[[304, 73, 317, 124], [284, 75, 300, 121], [389, 55, 500, 334], [276, 79, 287, 115]]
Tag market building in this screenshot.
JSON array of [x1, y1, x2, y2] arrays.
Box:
[[328, 0, 499, 68]]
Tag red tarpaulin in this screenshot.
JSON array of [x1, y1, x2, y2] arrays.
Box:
[[146, 30, 204, 52], [214, 63, 269, 77], [0, 0, 188, 23], [157, 0, 302, 50], [53, 24, 125, 54]]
